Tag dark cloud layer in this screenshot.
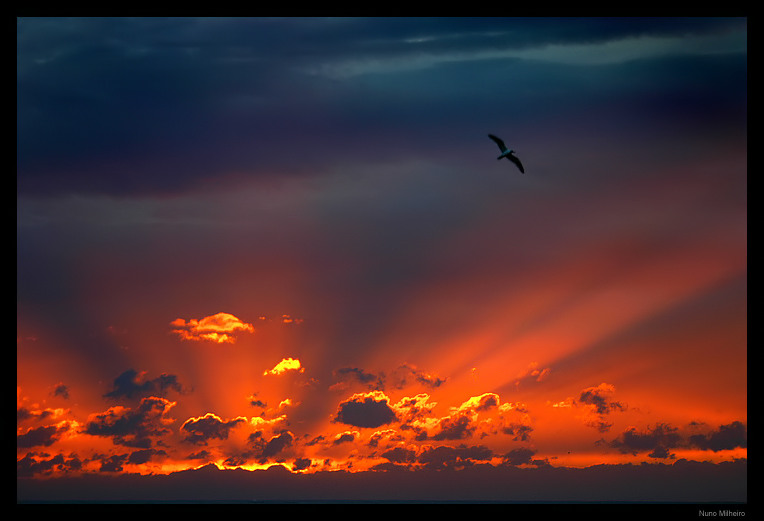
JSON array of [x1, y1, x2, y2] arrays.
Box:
[[18, 459, 747, 503], [689, 421, 747, 452], [17, 17, 746, 197], [609, 421, 747, 460]]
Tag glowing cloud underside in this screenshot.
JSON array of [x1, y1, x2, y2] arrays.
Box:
[[170, 312, 254, 343], [264, 357, 304, 376]]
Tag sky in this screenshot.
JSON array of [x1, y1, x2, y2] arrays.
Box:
[[17, 17, 747, 503]]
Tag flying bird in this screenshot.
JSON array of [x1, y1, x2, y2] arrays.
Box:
[[488, 134, 524, 173]]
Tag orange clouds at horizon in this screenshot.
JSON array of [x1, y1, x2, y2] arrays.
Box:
[[16, 166, 747, 478], [18, 204, 747, 480], [17, 323, 748, 478]]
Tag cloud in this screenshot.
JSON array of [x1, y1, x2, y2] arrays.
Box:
[[52, 383, 70, 399], [128, 448, 167, 465], [390, 364, 446, 389], [577, 384, 626, 415], [334, 391, 398, 428], [17, 405, 68, 424], [85, 397, 177, 448], [417, 444, 493, 470], [332, 431, 358, 445], [330, 367, 384, 391], [17, 451, 82, 478], [610, 423, 682, 459], [171, 312, 254, 343], [393, 393, 438, 427], [250, 430, 295, 463], [501, 423, 533, 442], [263, 357, 304, 376], [329, 364, 445, 392], [103, 369, 183, 401], [17, 423, 71, 449], [608, 421, 747, 459], [393, 392, 531, 443], [99, 454, 129, 473], [16, 17, 745, 198], [248, 392, 267, 409], [431, 414, 475, 441], [381, 446, 417, 464], [186, 449, 213, 461], [689, 421, 747, 452], [502, 447, 536, 466], [454, 392, 500, 413], [513, 362, 552, 388], [180, 413, 246, 445], [292, 458, 312, 471], [422, 393, 502, 441], [555, 383, 627, 433]]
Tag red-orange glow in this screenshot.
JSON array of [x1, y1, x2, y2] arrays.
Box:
[[19, 273, 746, 482]]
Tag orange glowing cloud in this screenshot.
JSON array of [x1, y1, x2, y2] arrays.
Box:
[[263, 357, 304, 376], [170, 312, 254, 343]]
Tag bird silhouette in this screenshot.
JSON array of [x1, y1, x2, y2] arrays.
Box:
[[488, 134, 524, 173]]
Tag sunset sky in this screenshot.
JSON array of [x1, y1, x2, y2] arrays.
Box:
[[17, 17, 747, 503]]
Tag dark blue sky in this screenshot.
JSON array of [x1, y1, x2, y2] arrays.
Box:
[[17, 17, 746, 195]]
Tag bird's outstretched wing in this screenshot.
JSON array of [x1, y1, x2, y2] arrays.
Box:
[[508, 154, 525, 174], [488, 134, 507, 152]]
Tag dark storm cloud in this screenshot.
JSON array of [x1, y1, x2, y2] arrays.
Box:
[[577, 384, 626, 415], [569, 383, 626, 433], [17, 406, 64, 424], [431, 415, 475, 441], [17, 17, 745, 196], [292, 457, 312, 471], [610, 423, 682, 459], [381, 446, 417, 464], [18, 458, 748, 502], [17, 452, 82, 478], [186, 449, 213, 461], [417, 444, 493, 470], [333, 392, 398, 428], [17, 423, 70, 449], [331, 367, 384, 391], [249, 430, 295, 463], [85, 396, 176, 448], [128, 448, 167, 465], [503, 447, 536, 466], [332, 432, 357, 445], [390, 364, 446, 389], [180, 413, 245, 445], [52, 383, 70, 399], [331, 364, 444, 392], [99, 454, 129, 473], [609, 421, 747, 459], [689, 421, 747, 452], [502, 423, 533, 442], [103, 369, 184, 401]]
